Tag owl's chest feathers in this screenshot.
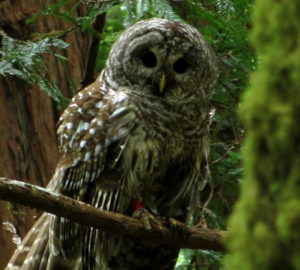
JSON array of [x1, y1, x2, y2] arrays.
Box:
[[123, 135, 181, 207], [122, 112, 200, 204], [126, 97, 205, 169], [126, 101, 196, 170]]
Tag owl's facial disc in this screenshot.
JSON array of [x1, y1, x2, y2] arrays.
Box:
[[105, 18, 217, 101], [131, 42, 195, 99], [122, 32, 195, 98]]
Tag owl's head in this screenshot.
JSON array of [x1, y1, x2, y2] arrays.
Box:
[[104, 18, 217, 103]]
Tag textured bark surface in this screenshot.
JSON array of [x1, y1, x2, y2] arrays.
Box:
[[0, 1, 91, 268]]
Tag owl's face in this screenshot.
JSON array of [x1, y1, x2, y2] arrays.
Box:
[[105, 18, 217, 103]]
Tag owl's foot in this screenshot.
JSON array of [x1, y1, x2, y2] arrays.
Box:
[[132, 210, 190, 240], [159, 217, 191, 240], [132, 207, 165, 231], [130, 199, 163, 230], [130, 200, 190, 239]]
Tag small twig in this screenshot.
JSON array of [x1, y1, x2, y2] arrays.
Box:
[[0, 177, 226, 251], [210, 143, 237, 165]]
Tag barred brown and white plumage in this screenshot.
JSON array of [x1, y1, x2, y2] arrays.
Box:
[[6, 18, 217, 270]]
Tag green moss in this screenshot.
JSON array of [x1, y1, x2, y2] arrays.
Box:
[[224, 1, 300, 269]]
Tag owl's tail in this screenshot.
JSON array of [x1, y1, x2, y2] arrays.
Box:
[[6, 212, 82, 270], [6, 213, 50, 270]]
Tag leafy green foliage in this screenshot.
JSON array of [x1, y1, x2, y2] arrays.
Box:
[[150, 0, 181, 21], [27, 0, 114, 38], [0, 36, 69, 109], [96, 4, 126, 72], [121, 0, 181, 26], [0, 0, 116, 110], [207, 0, 255, 228], [176, 249, 223, 270], [136, 0, 150, 19]]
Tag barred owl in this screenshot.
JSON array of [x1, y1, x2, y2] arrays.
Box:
[[6, 18, 217, 270]]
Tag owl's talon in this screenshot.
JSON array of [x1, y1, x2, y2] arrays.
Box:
[[159, 217, 191, 240], [132, 208, 164, 231]]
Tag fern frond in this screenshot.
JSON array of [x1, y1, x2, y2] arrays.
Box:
[[150, 0, 181, 21], [214, 0, 235, 16], [0, 37, 69, 109], [123, 0, 137, 26], [136, 0, 150, 19]]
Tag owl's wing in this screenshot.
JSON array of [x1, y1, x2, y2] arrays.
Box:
[[7, 78, 137, 270], [47, 79, 137, 268]]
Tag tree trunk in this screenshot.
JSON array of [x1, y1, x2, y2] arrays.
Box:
[[0, 1, 91, 268], [224, 1, 300, 269]]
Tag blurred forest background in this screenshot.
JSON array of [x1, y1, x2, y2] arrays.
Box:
[[0, 0, 255, 269]]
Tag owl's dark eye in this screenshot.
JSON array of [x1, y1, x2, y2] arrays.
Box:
[[141, 51, 157, 68], [173, 57, 189, 73]]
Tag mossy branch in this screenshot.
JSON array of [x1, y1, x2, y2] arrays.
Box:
[[0, 177, 226, 251]]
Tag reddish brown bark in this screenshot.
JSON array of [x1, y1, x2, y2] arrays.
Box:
[[0, 1, 92, 268]]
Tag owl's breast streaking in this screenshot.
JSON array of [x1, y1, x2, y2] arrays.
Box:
[[117, 91, 204, 214]]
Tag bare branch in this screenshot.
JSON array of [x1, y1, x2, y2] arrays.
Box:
[[0, 177, 226, 251], [80, 9, 106, 88]]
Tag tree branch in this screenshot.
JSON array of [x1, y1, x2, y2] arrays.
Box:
[[80, 12, 106, 89], [0, 177, 226, 252]]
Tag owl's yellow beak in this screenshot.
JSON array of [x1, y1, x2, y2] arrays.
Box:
[[159, 73, 166, 93]]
